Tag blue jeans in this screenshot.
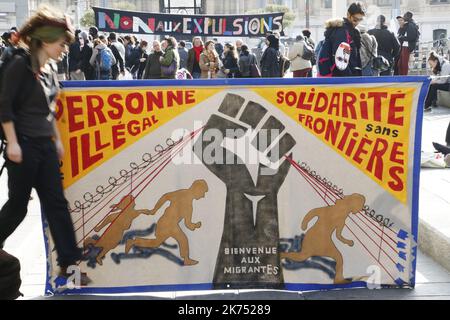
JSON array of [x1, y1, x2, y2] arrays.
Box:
[[362, 64, 375, 76], [192, 72, 201, 79]]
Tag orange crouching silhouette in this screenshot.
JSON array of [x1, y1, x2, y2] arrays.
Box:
[[83, 194, 152, 265], [125, 180, 208, 266], [280, 193, 366, 284]]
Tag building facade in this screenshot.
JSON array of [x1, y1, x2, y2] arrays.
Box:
[[207, 0, 450, 46]]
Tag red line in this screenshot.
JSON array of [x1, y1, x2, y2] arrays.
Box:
[[354, 212, 398, 246], [286, 156, 399, 281], [72, 143, 177, 224], [82, 207, 85, 251], [78, 129, 201, 246], [378, 225, 384, 261], [296, 167, 331, 205], [343, 224, 397, 282], [347, 216, 397, 265], [73, 146, 179, 233], [287, 157, 334, 205], [288, 157, 399, 237]]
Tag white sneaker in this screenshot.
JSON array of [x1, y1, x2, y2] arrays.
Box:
[[445, 154, 450, 168]]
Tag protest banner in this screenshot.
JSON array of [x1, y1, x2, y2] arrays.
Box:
[[44, 77, 430, 294], [93, 6, 284, 37]]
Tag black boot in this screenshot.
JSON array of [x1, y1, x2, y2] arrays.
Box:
[[446, 122, 450, 146], [433, 142, 450, 156]]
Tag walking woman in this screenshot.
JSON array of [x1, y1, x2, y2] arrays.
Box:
[[0, 6, 89, 284]]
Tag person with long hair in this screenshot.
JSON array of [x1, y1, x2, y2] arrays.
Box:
[[425, 51, 450, 111], [199, 40, 219, 79], [221, 43, 240, 78], [0, 5, 90, 285]]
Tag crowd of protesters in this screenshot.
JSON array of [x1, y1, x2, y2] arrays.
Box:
[[1, 2, 449, 110]]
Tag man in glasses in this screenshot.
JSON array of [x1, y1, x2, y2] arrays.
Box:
[[317, 2, 365, 77]]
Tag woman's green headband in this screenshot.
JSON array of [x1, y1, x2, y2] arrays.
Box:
[[29, 25, 68, 43]]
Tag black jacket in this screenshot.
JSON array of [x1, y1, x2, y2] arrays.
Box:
[[368, 25, 401, 64], [68, 41, 82, 72], [80, 44, 95, 80], [260, 47, 280, 78], [143, 51, 163, 79], [318, 18, 362, 77], [110, 43, 125, 76], [0, 53, 58, 138], [222, 52, 240, 78], [398, 21, 418, 53]]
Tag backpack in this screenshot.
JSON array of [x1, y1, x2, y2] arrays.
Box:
[[411, 21, 420, 44], [317, 37, 334, 77], [279, 54, 291, 77], [0, 249, 23, 300], [301, 41, 315, 61], [96, 48, 113, 72]]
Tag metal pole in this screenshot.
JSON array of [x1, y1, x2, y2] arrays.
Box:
[[392, 0, 401, 20], [305, 0, 310, 29]]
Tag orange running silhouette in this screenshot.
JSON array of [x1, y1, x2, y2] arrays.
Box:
[[125, 180, 208, 266], [84, 194, 152, 265], [280, 193, 366, 284]]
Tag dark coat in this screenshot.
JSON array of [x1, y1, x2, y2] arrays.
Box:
[[187, 47, 202, 74], [368, 25, 401, 64], [68, 41, 82, 72], [143, 51, 163, 79], [398, 21, 418, 53], [222, 52, 240, 78], [260, 47, 280, 78], [318, 18, 362, 77], [80, 44, 95, 80]]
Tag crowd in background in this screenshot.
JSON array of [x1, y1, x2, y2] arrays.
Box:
[[1, 2, 449, 110]]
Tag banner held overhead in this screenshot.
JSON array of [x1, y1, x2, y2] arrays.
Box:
[[92, 7, 284, 37]]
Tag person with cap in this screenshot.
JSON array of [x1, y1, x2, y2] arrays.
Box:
[[395, 12, 418, 75], [368, 15, 400, 76], [0, 30, 19, 61], [0, 5, 90, 285]]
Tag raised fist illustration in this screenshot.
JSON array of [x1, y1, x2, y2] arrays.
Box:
[[194, 93, 296, 288]]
